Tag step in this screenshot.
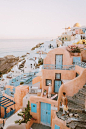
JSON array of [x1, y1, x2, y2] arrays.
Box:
[[79, 88, 86, 95], [73, 93, 85, 100], [68, 97, 85, 107], [68, 101, 85, 109], [67, 97, 85, 109]]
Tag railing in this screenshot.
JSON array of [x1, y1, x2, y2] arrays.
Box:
[[5, 109, 15, 118], [9, 72, 37, 86], [75, 61, 86, 68], [5, 88, 15, 97], [43, 64, 75, 70]]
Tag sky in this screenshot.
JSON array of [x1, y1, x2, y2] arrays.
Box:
[[0, 0, 86, 39]]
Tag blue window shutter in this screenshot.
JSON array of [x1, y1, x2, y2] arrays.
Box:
[[55, 124, 60, 129], [31, 103, 37, 113]]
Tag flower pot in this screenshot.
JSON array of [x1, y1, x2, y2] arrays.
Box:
[[71, 53, 74, 56], [74, 53, 79, 56]]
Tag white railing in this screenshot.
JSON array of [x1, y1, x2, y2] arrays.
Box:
[[43, 64, 75, 70]]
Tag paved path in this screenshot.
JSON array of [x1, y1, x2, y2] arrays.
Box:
[[31, 123, 51, 129]]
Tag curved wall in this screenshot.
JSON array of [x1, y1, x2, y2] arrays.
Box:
[[57, 66, 86, 109]]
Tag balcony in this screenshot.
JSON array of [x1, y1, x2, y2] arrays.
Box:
[[43, 64, 75, 70]]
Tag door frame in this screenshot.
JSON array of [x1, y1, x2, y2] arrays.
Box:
[[54, 73, 62, 93], [55, 73, 61, 80], [55, 54, 63, 67], [54, 80, 62, 93]]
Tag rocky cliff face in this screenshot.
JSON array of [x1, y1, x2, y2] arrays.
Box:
[[0, 55, 19, 76]]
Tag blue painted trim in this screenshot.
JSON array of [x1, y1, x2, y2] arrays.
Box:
[[6, 103, 15, 107], [0, 96, 15, 109], [31, 103, 37, 113]]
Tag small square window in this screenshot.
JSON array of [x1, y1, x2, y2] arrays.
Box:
[[46, 79, 52, 86], [55, 73, 61, 80]]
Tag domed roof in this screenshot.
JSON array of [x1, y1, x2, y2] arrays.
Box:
[[68, 27, 71, 29], [73, 23, 81, 27]]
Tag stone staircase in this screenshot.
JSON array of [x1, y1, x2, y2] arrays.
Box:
[[56, 84, 86, 129], [67, 84, 86, 110]]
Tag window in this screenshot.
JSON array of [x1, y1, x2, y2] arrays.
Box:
[[46, 79, 52, 86], [76, 73, 79, 77], [31, 103, 37, 113], [55, 73, 61, 80]]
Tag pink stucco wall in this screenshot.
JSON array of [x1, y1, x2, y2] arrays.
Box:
[[44, 47, 72, 65], [42, 69, 76, 93], [14, 85, 29, 111], [81, 49, 86, 61], [52, 116, 70, 129], [30, 96, 58, 125], [32, 76, 42, 89], [29, 95, 70, 129], [1, 85, 29, 118]]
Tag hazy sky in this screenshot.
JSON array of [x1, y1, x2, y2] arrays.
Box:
[[0, 0, 86, 39]]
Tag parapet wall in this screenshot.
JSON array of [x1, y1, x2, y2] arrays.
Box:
[[57, 66, 86, 110]]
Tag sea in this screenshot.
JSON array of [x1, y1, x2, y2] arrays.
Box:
[[0, 38, 51, 58]]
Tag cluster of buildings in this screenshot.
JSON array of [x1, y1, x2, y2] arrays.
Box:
[[60, 23, 86, 46], [0, 23, 86, 129]]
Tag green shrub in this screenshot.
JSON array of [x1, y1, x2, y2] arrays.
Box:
[[15, 101, 36, 125]]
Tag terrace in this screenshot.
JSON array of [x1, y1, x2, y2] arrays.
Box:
[[4, 72, 39, 97], [9, 72, 36, 87], [43, 61, 86, 70], [43, 64, 75, 70], [0, 95, 15, 118], [5, 88, 15, 97]]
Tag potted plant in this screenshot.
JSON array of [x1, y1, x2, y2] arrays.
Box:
[[66, 45, 81, 56], [15, 101, 36, 125], [44, 89, 47, 95]]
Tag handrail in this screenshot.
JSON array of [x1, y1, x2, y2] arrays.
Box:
[[43, 64, 75, 70], [5, 109, 15, 118], [75, 61, 86, 68]]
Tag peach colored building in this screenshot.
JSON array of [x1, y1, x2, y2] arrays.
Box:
[[1, 85, 29, 118], [29, 46, 86, 129]]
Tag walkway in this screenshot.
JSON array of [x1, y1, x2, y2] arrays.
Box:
[[31, 123, 51, 129]]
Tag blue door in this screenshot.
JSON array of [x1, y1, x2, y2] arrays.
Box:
[[54, 80, 61, 93], [55, 55, 63, 69], [55, 124, 60, 129], [73, 57, 81, 64], [41, 102, 51, 126]]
